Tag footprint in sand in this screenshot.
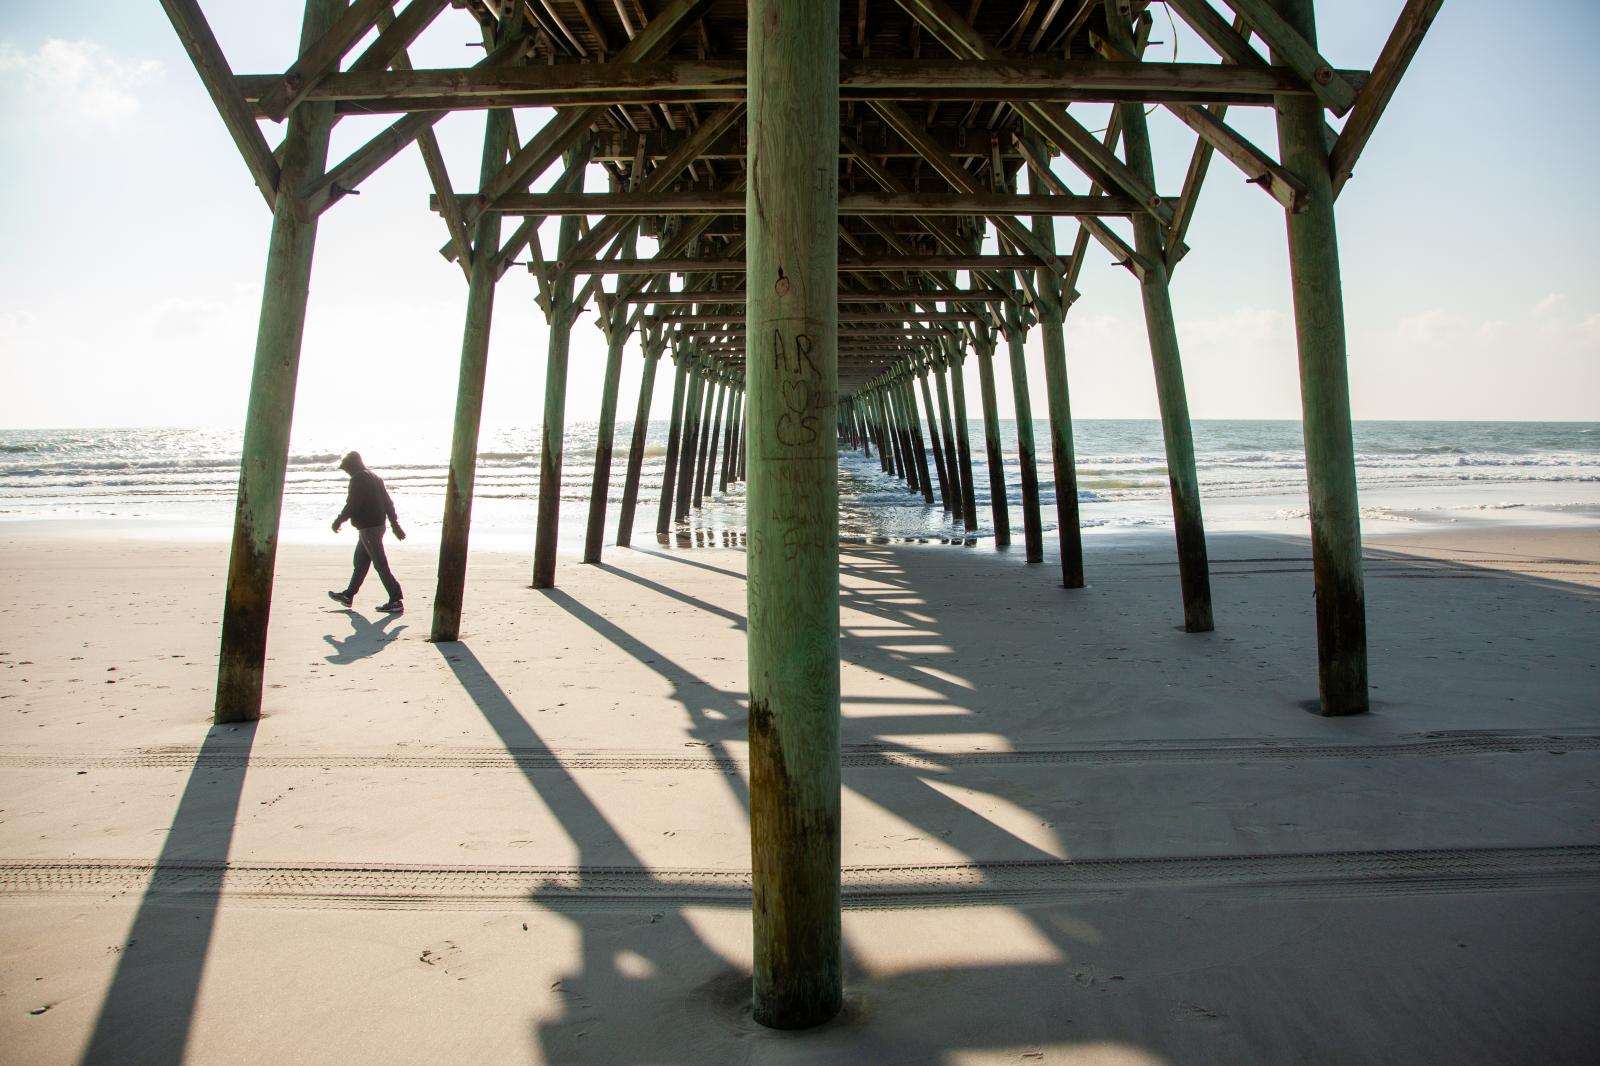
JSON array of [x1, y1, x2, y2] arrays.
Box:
[[417, 940, 467, 977]]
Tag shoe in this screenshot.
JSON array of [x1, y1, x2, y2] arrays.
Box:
[[327, 590, 353, 607], [377, 600, 404, 613]]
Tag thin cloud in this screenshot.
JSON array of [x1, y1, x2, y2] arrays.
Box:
[[1397, 307, 1459, 345], [1533, 291, 1566, 316], [0, 38, 162, 123]]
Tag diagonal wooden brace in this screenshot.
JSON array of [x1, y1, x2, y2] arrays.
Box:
[[888, 0, 1173, 228], [158, 0, 281, 210], [1218, 0, 1359, 116], [258, 0, 393, 122]]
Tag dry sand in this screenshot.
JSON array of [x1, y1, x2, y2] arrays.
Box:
[[1, 522, 1597, 1064]]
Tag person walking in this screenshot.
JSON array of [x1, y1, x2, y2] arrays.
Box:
[[327, 451, 406, 612]]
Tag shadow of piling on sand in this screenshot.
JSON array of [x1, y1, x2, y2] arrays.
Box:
[[452, 535, 1600, 1063], [79, 723, 257, 1066]]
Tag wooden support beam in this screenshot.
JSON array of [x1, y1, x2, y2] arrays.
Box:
[[571, 253, 1052, 275], [1218, 0, 1359, 116], [214, 0, 339, 722], [699, 373, 727, 503], [902, 376, 936, 505], [1330, 0, 1444, 198], [674, 358, 706, 522], [461, 0, 712, 231], [304, 33, 526, 218], [1274, 0, 1369, 713], [491, 149, 585, 287], [158, 0, 281, 209], [1091, 32, 1307, 213], [1162, 14, 1253, 267], [238, 56, 1364, 113], [916, 367, 954, 513], [662, 311, 974, 326], [868, 101, 1073, 274], [442, 189, 1147, 218], [1106, 4, 1212, 633], [838, 134, 1021, 302], [349, 0, 448, 73], [876, 383, 904, 484], [1025, 150, 1084, 588], [943, 344, 979, 531], [1166, 0, 1271, 67], [931, 359, 963, 522], [690, 362, 718, 510], [746, 0, 841, 1030], [432, 106, 515, 642], [721, 382, 742, 491], [582, 229, 638, 564], [971, 331, 1010, 547], [654, 352, 690, 536], [258, 0, 392, 122], [1002, 311, 1044, 563], [554, 103, 746, 272], [615, 333, 662, 547], [623, 288, 1012, 305], [889, 0, 1174, 227], [531, 139, 591, 590], [1012, 134, 1149, 280]]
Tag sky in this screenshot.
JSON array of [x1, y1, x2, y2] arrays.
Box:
[[0, 0, 1596, 434]]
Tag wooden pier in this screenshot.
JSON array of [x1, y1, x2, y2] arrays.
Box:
[[167, 0, 1440, 1029]]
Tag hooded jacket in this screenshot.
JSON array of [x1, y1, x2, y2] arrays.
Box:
[[336, 457, 399, 531]]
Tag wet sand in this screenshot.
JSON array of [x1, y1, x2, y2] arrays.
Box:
[[1, 524, 1597, 1064]]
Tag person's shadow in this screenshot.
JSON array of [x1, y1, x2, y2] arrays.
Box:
[[323, 609, 407, 664]]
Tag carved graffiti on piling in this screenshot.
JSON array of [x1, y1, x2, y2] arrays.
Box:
[[766, 327, 833, 561]]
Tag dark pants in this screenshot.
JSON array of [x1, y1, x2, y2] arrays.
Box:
[[344, 525, 402, 602]]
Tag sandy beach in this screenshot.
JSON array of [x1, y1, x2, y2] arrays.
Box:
[[0, 521, 1596, 1064]]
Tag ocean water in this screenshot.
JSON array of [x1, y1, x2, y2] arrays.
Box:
[[0, 420, 1595, 547]]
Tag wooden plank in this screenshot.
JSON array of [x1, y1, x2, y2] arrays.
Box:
[[157, 0, 280, 209], [1330, 0, 1444, 198], [1219, 0, 1360, 116], [258, 0, 392, 122]]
